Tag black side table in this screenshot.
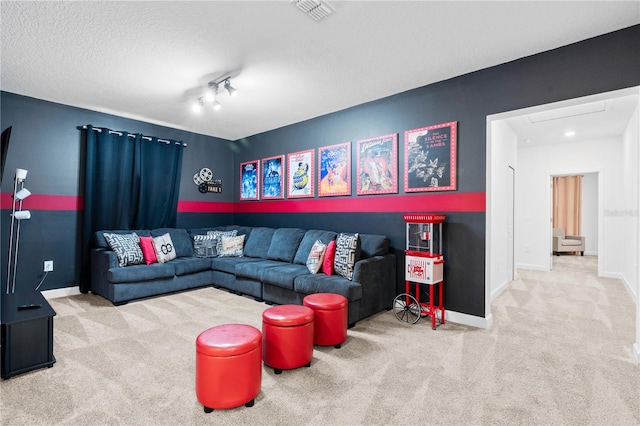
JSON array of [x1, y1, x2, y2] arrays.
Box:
[[1, 290, 56, 379]]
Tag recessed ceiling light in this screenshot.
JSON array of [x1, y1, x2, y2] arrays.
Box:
[[565, 131, 576, 137]]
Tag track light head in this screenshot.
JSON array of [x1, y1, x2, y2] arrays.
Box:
[[224, 79, 238, 97]]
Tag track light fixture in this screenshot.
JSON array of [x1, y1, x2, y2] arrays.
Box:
[[193, 76, 238, 113]]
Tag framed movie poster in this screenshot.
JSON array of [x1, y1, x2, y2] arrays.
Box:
[[318, 142, 351, 197], [261, 155, 284, 199], [356, 133, 398, 195], [287, 149, 314, 198], [239, 160, 259, 201], [404, 122, 457, 192]]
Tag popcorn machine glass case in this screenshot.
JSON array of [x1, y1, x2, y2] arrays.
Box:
[[393, 214, 446, 329]]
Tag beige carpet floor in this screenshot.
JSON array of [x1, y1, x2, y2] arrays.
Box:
[[1, 255, 638, 425]]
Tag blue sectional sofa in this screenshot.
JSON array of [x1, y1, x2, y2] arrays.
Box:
[[90, 225, 396, 326]]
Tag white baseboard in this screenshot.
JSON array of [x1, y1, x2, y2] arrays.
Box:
[[516, 263, 547, 271], [42, 286, 81, 300], [445, 310, 492, 329], [491, 279, 510, 302], [633, 343, 640, 365]]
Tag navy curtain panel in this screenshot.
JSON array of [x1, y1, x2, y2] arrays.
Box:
[[80, 125, 184, 292]]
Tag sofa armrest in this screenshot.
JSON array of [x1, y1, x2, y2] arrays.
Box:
[[90, 249, 119, 301], [552, 236, 561, 251], [352, 254, 396, 320]]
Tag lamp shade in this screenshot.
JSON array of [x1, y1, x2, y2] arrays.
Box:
[[15, 188, 31, 200], [15, 168, 28, 180], [13, 210, 31, 220]]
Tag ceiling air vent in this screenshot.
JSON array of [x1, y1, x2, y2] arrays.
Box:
[[292, 0, 335, 22]]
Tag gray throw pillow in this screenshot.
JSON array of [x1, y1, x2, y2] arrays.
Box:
[[103, 232, 144, 267]]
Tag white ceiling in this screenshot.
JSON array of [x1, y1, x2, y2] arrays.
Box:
[[2, 1, 639, 141]]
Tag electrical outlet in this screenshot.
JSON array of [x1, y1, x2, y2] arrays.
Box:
[[44, 260, 53, 272]]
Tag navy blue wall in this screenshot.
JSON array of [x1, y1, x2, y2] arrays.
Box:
[[1, 25, 638, 319], [232, 25, 640, 317], [0, 93, 232, 295]]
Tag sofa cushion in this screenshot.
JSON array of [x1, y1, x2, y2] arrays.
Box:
[[262, 264, 310, 290], [294, 274, 362, 302], [171, 257, 213, 276], [211, 256, 262, 274], [235, 259, 284, 281], [267, 228, 306, 262], [294, 230, 338, 265], [306, 240, 327, 274], [103, 232, 145, 267], [108, 262, 175, 283], [243, 227, 275, 258], [151, 228, 193, 258], [359, 234, 390, 258], [334, 233, 361, 280], [152, 233, 177, 263]]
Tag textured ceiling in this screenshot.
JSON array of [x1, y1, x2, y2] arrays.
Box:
[[2, 1, 639, 141]]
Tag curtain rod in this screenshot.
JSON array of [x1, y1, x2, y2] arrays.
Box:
[[82, 125, 187, 147]]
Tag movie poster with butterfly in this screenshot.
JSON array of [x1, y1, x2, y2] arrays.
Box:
[[287, 149, 314, 198], [404, 122, 457, 192]]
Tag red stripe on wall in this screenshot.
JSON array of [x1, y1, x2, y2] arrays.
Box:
[[177, 200, 235, 213], [1, 192, 486, 213], [232, 192, 486, 214], [0, 193, 83, 211]]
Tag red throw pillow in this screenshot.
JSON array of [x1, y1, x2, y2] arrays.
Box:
[[322, 240, 336, 275], [139, 236, 158, 265]]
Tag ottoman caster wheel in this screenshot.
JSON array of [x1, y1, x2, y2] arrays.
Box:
[[204, 406, 213, 413], [245, 399, 255, 408], [274, 368, 282, 375], [334, 343, 341, 349]]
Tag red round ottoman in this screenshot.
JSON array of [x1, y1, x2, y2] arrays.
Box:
[[303, 293, 348, 348], [195, 324, 262, 412], [262, 305, 314, 374]]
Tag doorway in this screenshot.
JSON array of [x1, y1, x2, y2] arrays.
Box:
[[486, 86, 639, 362]]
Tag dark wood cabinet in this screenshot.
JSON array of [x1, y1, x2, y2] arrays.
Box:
[[1, 290, 56, 379]]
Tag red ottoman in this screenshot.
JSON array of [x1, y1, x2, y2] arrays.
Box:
[[262, 305, 314, 374], [303, 293, 348, 348], [195, 324, 262, 412]]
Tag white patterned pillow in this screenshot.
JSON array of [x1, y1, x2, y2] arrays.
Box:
[[152, 233, 177, 263], [192, 234, 218, 258], [334, 233, 361, 280], [103, 232, 144, 267], [207, 230, 238, 255], [218, 234, 245, 257], [306, 240, 327, 274]]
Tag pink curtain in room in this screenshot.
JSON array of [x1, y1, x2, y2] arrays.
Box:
[[552, 175, 582, 235]]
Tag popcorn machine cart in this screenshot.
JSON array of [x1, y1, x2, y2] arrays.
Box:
[[393, 214, 446, 329]]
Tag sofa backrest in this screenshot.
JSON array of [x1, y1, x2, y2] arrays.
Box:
[[244, 227, 275, 258], [267, 228, 307, 263], [150, 228, 193, 258], [293, 230, 338, 265], [360, 234, 391, 258]]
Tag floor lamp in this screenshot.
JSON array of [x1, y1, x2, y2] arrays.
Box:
[[6, 168, 31, 294]]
